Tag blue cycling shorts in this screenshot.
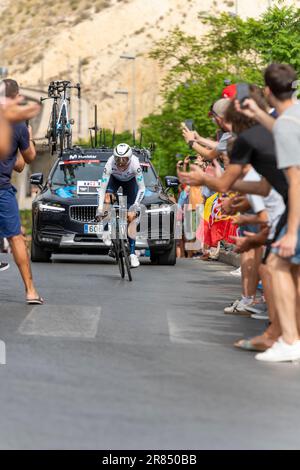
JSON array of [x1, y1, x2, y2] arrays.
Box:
[[106, 175, 138, 209]]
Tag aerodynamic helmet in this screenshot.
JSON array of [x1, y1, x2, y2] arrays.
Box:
[[113, 143, 133, 163]]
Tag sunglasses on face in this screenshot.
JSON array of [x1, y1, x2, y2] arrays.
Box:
[[116, 157, 129, 166]]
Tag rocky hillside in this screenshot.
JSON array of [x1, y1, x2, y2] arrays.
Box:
[[0, 0, 294, 134]]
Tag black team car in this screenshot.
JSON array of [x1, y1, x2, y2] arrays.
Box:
[[30, 147, 179, 265]]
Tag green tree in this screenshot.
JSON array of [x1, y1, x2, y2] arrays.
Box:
[[141, 3, 300, 178]]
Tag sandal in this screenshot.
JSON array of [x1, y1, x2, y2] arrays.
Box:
[[26, 297, 44, 305], [200, 254, 210, 261], [234, 335, 275, 352], [234, 339, 266, 352]]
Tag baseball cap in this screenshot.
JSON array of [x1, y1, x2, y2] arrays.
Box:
[[212, 98, 230, 118], [222, 84, 237, 100]]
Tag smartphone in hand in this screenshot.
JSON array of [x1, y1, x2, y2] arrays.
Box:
[[236, 83, 250, 108], [184, 119, 194, 131]]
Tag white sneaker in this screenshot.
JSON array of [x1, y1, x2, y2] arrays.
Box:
[[245, 302, 267, 315], [130, 254, 140, 268], [230, 267, 241, 277], [224, 299, 239, 314], [255, 338, 300, 362], [251, 312, 269, 321], [102, 230, 112, 247], [0, 262, 10, 272], [224, 298, 254, 316]]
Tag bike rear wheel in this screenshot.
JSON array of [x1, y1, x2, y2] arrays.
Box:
[[58, 107, 70, 155], [47, 103, 57, 155], [59, 120, 66, 155]]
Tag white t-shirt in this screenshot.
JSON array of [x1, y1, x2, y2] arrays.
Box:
[[243, 168, 265, 214], [243, 167, 286, 239], [216, 132, 232, 153], [273, 102, 300, 169]]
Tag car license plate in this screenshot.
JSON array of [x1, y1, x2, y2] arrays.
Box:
[[84, 224, 100, 234]]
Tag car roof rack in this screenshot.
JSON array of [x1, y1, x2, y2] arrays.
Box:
[[59, 145, 153, 163]]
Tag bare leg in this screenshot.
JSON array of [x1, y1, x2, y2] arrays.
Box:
[[241, 249, 258, 298], [259, 263, 279, 327], [235, 254, 281, 351], [8, 234, 40, 300], [291, 265, 300, 335], [268, 253, 299, 344], [176, 240, 185, 258]]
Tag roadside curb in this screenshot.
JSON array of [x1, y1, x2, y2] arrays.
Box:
[[219, 249, 240, 268]]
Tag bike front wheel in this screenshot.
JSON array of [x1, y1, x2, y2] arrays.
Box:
[[113, 240, 125, 279], [120, 239, 132, 282]]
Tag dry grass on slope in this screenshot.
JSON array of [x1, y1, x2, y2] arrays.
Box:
[[0, 0, 113, 71]]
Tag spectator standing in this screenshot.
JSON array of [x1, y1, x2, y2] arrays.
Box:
[[237, 64, 300, 362], [0, 79, 43, 304], [178, 86, 290, 358]]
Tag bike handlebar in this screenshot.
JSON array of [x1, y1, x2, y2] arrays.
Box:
[[47, 81, 81, 99]]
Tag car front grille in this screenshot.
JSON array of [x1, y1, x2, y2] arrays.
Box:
[[69, 205, 97, 223]]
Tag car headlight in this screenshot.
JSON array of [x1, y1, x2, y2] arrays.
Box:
[[145, 205, 172, 214], [38, 203, 66, 213]]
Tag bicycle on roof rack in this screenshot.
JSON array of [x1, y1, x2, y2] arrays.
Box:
[[41, 80, 81, 156]]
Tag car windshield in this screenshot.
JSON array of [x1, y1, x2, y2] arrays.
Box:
[[51, 160, 159, 188]]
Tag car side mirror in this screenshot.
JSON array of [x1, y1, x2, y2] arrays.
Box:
[[165, 176, 179, 188], [30, 173, 44, 189]]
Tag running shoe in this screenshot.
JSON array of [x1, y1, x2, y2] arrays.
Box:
[[0, 262, 9, 272], [130, 254, 140, 268], [230, 267, 241, 277], [224, 298, 254, 316], [256, 338, 300, 362]]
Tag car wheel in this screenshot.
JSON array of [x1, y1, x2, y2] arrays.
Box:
[[152, 240, 177, 266], [150, 250, 158, 265], [31, 239, 52, 263]]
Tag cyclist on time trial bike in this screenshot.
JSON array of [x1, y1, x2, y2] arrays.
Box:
[[96, 143, 145, 268]]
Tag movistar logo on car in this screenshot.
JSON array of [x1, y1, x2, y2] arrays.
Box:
[[68, 154, 99, 160]]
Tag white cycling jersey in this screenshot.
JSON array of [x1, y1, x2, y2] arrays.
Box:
[[98, 155, 145, 211]]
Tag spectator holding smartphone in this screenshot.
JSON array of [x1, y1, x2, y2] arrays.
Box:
[[181, 99, 231, 162]]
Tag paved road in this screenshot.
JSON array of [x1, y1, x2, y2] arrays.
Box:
[[0, 255, 300, 450]]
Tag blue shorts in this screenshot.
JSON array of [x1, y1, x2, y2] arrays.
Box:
[[106, 176, 138, 209], [0, 187, 22, 238], [271, 225, 300, 265], [239, 224, 259, 237]]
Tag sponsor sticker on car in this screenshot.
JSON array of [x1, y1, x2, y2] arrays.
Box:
[[77, 181, 101, 195]]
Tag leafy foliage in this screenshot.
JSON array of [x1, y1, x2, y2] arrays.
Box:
[[141, 3, 300, 177]]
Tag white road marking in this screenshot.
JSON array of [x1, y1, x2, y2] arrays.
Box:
[[167, 310, 244, 346], [18, 305, 101, 338], [0, 340, 6, 365]]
